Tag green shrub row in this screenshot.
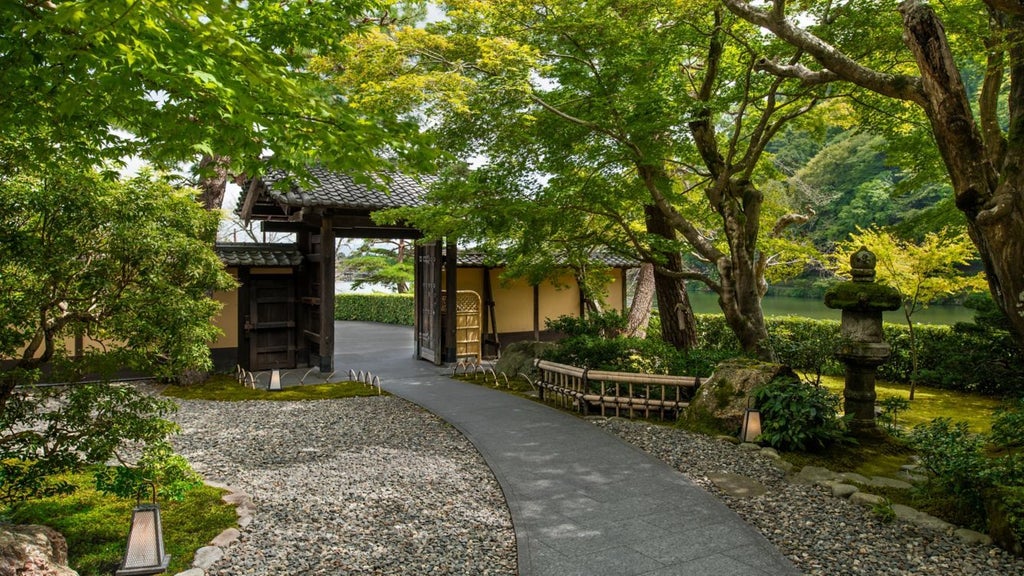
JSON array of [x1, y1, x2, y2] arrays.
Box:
[[908, 404, 1024, 553], [334, 293, 414, 325], [689, 314, 1024, 395]]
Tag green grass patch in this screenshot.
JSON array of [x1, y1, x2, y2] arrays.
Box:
[[781, 433, 914, 478], [815, 375, 1001, 433], [5, 470, 236, 576], [162, 373, 387, 401]]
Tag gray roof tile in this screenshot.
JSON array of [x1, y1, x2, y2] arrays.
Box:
[[216, 243, 304, 267], [455, 251, 637, 268], [260, 166, 432, 210]]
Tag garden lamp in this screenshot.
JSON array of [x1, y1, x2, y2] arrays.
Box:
[[269, 369, 282, 391], [116, 488, 169, 576], [740, 397, 762, 444]]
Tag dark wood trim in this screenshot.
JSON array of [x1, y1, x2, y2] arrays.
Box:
[[621, 268, 628, 312], [238, 267, 252, 370], [319, 215, 336, 372], [444, 241, 458, 363], [533, 284, 541, 340], [482, 266, 499, 357]]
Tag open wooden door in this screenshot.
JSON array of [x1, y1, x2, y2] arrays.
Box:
[[246, 276, 296, 370], [415, 242, 443, 364]]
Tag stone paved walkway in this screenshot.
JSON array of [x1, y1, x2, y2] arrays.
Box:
[[318, 321, 799, 576]]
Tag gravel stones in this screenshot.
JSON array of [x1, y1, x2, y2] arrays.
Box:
[[170, 396, 516, 576], [594, 418, 1024, 576]]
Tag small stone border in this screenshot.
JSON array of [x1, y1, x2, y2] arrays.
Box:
[[723, 438, 993, 547], [171, 481, 253, 576]]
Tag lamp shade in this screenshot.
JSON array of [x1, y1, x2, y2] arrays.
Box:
[[269, 369, 282, 391], [116, 504, 169, 576], [740, 409, 762, 444]]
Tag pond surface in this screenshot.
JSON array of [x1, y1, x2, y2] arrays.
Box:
[[687, 292, 975, 326]]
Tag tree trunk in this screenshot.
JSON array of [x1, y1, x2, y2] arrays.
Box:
[[644, 205, 699, 350], [197, 154, 230, 211], [625, 262, 655, 339], [899, 1, 1024, 352], [708, 179, 772, 359], [905, 308, 919, 400]]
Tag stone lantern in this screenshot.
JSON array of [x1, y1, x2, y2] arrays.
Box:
[[824, 247, 901, 434]]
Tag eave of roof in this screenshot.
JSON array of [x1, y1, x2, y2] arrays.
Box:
[[240, 165, 434, 219], [215, 243, 305, 267], [453, 251, 638, 269]]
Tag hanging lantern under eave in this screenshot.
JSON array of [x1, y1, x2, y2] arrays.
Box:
[[116, 504, 170, 576]]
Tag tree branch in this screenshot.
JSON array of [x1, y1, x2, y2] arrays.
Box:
[[753, 57, 839, 85], [721, 0, 927, 105]]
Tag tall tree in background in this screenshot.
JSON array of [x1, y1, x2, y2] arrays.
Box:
[[2, 1, 433, 193], [338, 239, 414, 293], [324, 0, 820, 355], [723, 0, 1024, 352]]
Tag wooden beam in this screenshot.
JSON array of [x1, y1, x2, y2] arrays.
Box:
[[319, 215, 336, 372], [444, 241, 458, 363], [533, 284, 540, 340]]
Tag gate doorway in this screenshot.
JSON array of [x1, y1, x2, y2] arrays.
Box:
[[415, 242, 442, 363], [245, 275, 296, 370]]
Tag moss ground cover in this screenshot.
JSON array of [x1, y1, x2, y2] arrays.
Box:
[[5, 470, 236, 576], [815, 375, 1001, 433], [4, 375, 386, 575], [161, 373, 387, 401]]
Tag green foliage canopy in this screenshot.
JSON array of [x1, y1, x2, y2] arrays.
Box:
[[1, 0, 433, 180], [0, 167, 233, 502]]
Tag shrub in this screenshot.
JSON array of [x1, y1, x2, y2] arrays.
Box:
[[751, 377, 852, 451], [542, 334, 736, 377], [908, 418, 991, 529], [545, 310, 628, 338], [334, 293, 414, 325], [695, 312, 1023, 395]]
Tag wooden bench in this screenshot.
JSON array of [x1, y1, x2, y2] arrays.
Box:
[[533, 359, 700, 420]]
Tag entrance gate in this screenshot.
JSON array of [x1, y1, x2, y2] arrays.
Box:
[[415, 242, 443, 364], [246, 276, 296, 370]]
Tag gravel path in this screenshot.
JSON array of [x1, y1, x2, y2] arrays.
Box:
[[170, 394, 1024, 576], [170, 396, 517, 576], [595, 418, 1024, 576]]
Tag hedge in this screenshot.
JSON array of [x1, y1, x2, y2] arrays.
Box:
[[334, 293, 414, 325], [692, 314, 1024, 396], [332, 294, 1022, 395]]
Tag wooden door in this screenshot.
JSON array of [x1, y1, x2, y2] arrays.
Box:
[[415, 242, 443, 364], [247, 276, 296, 370]]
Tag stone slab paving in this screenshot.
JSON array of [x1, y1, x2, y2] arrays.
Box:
[[329, 321, 798, 576]]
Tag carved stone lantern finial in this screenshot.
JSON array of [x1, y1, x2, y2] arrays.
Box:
[[850, 246, 876, 283]]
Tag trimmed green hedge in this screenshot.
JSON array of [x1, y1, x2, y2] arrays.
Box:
[[692, 314, 1024, 396], [332, 294, 1022, 395], [334, 293, 414, 325]]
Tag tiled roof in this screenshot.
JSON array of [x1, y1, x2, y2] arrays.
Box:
[[455, 251, 637, 268], [216, 243, 305, 267], [259, 166, 432, 210]]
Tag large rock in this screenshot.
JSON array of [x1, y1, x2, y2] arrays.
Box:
[[0, 524, 78, 576], [681, 358, 796, 435], [493, 341, 556, 380]]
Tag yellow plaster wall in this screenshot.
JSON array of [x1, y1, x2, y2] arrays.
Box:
[[210, 269, 240, 349], [452, 267, 627, 334]]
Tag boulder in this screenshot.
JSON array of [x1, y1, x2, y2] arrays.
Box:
[[493, 341, 556, 380], [681, 358, 797, 435], [0, 524, 78, 576]]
